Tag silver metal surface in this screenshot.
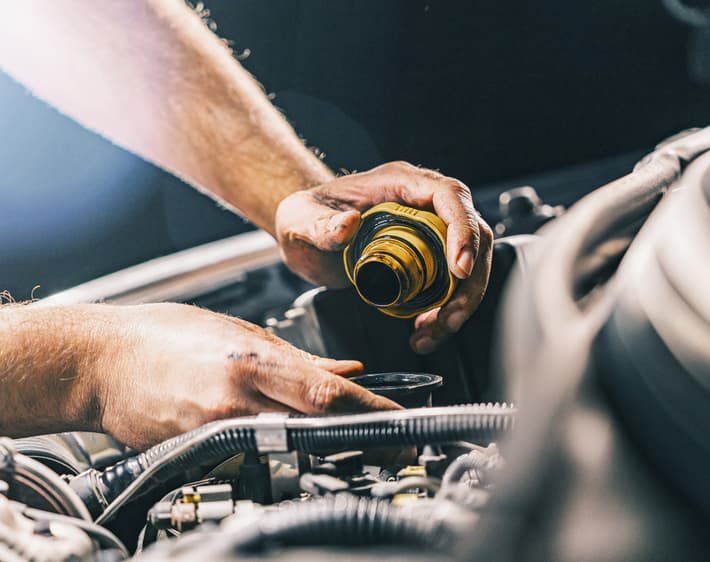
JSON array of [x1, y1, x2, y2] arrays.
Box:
[[254, 412, 289, 453], [283, 404, 516, 430], [39, 230, 280, 306], [95, 405, 517, 524], [95, 417, 263, 524], [266, 287, 328, 356], [269, 452, 300, 502]]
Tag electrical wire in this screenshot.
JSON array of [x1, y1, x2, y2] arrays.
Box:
[[82, 403, 516, 525], [11, 503, 129, 559]]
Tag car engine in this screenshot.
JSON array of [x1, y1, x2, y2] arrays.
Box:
[[1, 127, 709, 562]]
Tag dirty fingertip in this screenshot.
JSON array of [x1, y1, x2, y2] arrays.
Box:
[[328, 210, 361, 240]]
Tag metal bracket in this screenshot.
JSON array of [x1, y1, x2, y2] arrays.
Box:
[[254, 412, 289, 453]]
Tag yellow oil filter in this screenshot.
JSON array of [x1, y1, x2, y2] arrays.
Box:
[[343, 202, 457, 318]]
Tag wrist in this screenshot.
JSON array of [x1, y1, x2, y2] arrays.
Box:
[[66, 304, 140, 436], [0, 304, 123, 437], [66, 305, 123, 434]]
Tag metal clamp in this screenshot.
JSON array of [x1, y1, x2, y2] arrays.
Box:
[[253, 413, 289, 453]]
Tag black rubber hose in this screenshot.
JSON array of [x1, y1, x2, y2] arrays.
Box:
[[11, 437, 82, 476], [287, 404, 513, 451], [72, 425, 257, 518], [230, 494, 457, 553], [73, 404, 515, 522], [15, 504, 130, 559], [141, 426, 257, 468]]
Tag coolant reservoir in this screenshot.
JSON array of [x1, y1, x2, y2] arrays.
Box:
[[343, 202, 456, 318]]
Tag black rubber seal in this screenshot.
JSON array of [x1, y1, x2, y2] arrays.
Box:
[[346, 211, 451, 314]]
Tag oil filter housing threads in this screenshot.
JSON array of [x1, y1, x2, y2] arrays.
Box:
[[343, 202, 457, 318]]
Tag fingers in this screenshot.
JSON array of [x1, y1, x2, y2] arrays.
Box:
[[274, 161, 492, 340], [249, 355, 401, 415], [275, 191, 360, 287], [337, 162, 481, 280], [431, 186, 479, 279], [410, 219, 493, 354], [300, 371, 400, 414], [276, 191, 361, 252], [313, 357, 364, 376], [275, 160, 486, 292], [219, 326, 379, 420]]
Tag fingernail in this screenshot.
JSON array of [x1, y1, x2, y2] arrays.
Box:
[[456, 247, 474, 277], [336, 360, 364, 371], [412, 336, 437, 354], [445, 311, 467, 333], [317, 358, 363, 374]]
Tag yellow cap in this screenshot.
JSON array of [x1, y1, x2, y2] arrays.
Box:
[[343, 203, 456, 318]]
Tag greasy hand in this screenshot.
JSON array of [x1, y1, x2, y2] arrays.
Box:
[[96, 303, 400, 450], [275, 161, 493, 354]]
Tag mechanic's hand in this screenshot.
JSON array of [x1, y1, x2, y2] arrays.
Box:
[[96, 303, 400, 450], [275, 161, 493, 354]]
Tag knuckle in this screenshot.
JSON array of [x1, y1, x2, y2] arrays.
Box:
[[305, 378, 347, 412], [479, 219, 494, 242], [450, 291, 473, 310], [469, 220, 481, 245], [447, 179, 472, 198], [458, 284, 485, 310]]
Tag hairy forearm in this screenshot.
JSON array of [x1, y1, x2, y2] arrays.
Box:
[[0, 305, 113, 437], [0, 0, 332, 234]]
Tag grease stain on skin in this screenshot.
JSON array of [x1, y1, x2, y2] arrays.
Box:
[[311, 190, 356, 212], [227, 351, 280, 369], [228, 351, 259, 361]]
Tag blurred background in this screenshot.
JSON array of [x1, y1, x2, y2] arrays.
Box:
[[0, 0, 708, 299]]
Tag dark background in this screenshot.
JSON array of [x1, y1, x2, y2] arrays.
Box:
[[0, 0, 707, 299]]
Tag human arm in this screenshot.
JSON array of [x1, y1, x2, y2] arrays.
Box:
[[0, 303, 397, 450], [0, 0, 493, 351], [275, 163, 494, 353], [0, 0, 333, 233]]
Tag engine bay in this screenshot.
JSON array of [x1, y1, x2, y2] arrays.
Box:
[[1, 403, 513, 562], [1, 127, 710, 562]]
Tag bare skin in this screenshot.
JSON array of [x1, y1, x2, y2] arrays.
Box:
[[0, 0, 493, 350], [0, 0, 332, 233], [276, 162, 493, 353], [0, 0, 492, 447], [0, 303, 398, 450]]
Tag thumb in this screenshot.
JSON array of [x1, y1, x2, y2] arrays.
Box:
[[277, 192, 361, 252]]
